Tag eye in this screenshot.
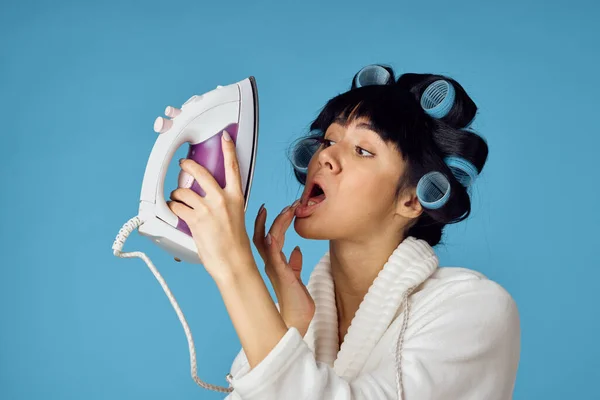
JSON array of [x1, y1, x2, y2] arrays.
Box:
[[357, 147, 374, 157], [318, 137, 374, 158]]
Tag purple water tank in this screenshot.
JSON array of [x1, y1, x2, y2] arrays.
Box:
[[176, 123, 239, 236]]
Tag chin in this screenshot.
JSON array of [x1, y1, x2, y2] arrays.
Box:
[[293, 216, 333, 240]]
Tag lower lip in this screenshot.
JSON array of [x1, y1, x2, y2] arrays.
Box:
[[295, 198, 326, 218]]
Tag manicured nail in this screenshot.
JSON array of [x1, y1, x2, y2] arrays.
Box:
[[281, 205, 290, 214], [222, 130, 232, 141], [266, 233, 272, 245], [292, 199, 301, 207]]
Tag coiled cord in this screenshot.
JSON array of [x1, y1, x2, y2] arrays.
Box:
[[112, 216, 233, 393]]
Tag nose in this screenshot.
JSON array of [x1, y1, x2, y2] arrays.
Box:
[[316, 143, 341, 173]]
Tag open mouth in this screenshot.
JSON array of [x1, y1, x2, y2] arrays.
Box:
[[307, 183, 326, 206], [296, 182, 327, 218]]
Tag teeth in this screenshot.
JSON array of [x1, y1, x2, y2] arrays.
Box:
[[307, 200, 317, 206]]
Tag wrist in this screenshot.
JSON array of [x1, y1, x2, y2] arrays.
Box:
[[213, 252, 259, 287], [281, 316, 311, 337]]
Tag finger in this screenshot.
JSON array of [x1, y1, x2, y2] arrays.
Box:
[[289, 246, 303, 281], [179, 159, 221, 200], [266, 234, 287, 265], [170, 187, 205, 210], [268, 200, 301, 249], [167, 200, 196, 224], [266, 237, 296, 284], [221, 130, 244, 197], [253, 204, 267, 260]]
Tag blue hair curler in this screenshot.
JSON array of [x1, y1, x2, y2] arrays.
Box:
[[444, 156, 478, 187], [354, 65, 392, 88], [416, 171, 451, 209], [289, 136, 322, 173], [420, 80, 456, 119]]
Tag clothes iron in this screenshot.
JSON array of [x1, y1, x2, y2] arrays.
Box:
[[139, 76, 258, 264], [112, 76, 259, 393]]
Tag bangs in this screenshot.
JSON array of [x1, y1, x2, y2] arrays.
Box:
[[308, 85, 429, 156]]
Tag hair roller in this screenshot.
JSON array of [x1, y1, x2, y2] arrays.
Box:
[[352, 65, 393, 89], [288, 136, 322, 174], [420, 80, 456, 119], [444, 156, 479, 187], [416, 171, 451, 209]]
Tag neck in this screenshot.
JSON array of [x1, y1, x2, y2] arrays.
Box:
[[329, 231, 406, 328]]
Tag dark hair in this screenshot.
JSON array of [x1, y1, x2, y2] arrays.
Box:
[[287, 65, 488, 247]]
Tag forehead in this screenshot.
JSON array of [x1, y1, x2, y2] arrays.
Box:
[[329, 116, 386, 145]]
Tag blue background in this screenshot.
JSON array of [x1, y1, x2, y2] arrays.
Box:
[[1, 0, 598, 398]]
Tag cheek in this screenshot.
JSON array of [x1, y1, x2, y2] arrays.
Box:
[[346, 179, 391, 214]]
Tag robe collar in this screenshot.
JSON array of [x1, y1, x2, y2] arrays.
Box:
[[303, 236, 439, 380]]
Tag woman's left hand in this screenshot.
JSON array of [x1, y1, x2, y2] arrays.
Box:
[[167, 130, 253, 282]]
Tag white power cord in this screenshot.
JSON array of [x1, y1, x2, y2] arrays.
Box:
[[112, 216, 234, 394]]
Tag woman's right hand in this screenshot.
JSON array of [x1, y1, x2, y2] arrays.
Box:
[[252, 201, 315, 337]]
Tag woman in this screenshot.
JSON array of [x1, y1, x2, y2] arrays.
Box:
[[169, 64, 520, 399]]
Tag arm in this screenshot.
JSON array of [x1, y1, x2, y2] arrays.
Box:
[[215, 255, 289, 370], [224, 277, 520, 400]]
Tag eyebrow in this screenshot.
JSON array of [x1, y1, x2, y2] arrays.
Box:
[[332, 117, 385, 145]]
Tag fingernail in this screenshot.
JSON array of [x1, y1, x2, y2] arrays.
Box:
[[179, 158, 185, 164], [266, 233, 272, 245], [258, 203, 265, 215], [281, 205, 290, 214], [178, 170, 194, 189], [292, 199, 301, 207], [222, 130, 232, 141]]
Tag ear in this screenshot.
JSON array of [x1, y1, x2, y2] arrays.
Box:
[[395, 187, 423, 219]]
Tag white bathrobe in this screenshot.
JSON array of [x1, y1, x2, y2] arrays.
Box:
[[224, 236, 520, 399]]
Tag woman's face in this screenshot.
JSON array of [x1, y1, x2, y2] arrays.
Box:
[[294, 117, 409, 241]]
